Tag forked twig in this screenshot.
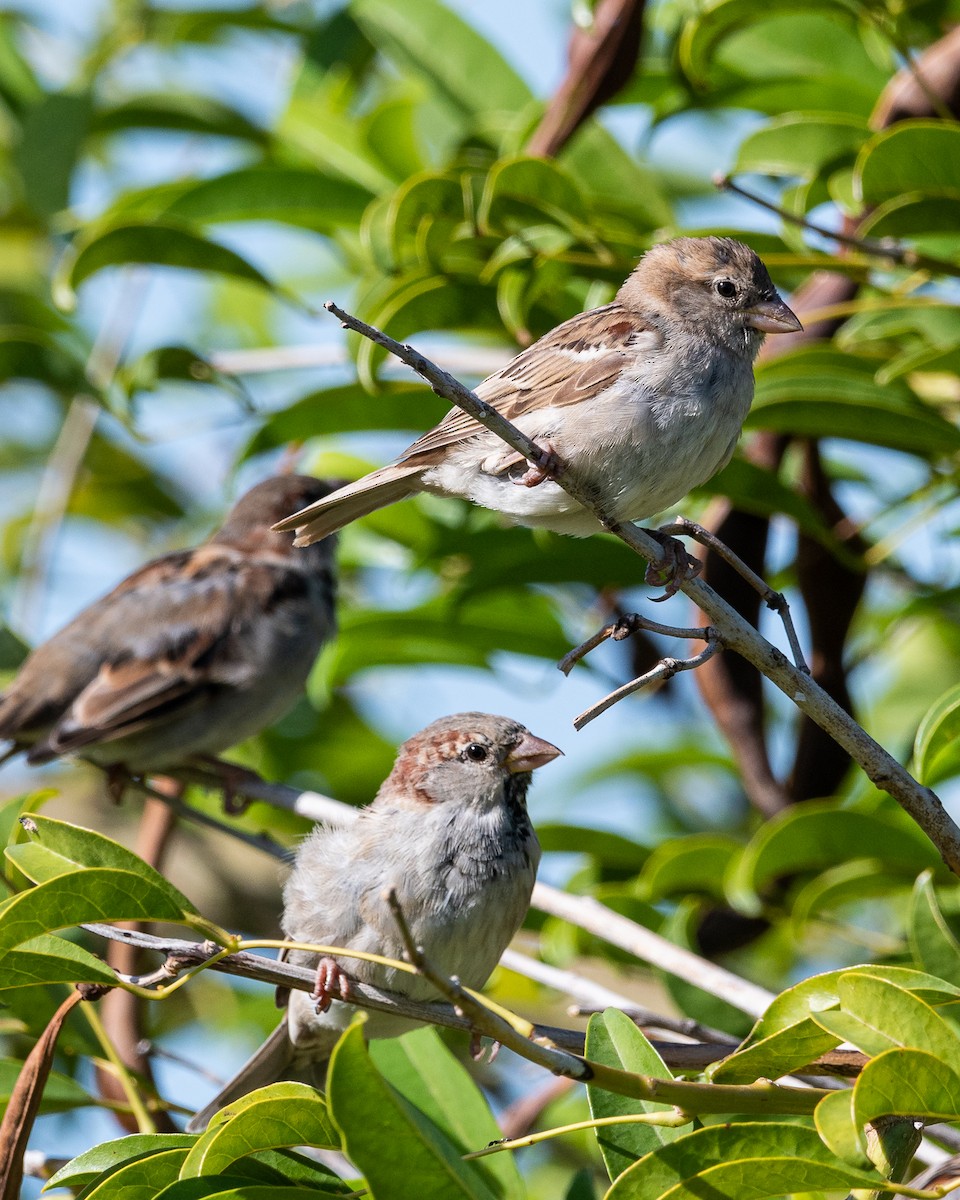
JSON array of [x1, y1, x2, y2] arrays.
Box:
[[574, 631, 721, 729], [658, 516, 808, 674], [558, 612, 714, 675]]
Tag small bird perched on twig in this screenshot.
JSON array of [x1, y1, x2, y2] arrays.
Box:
[[187, 712, 561, 1131], [0, 475, 338, 798], [275, 237, 800, 551]]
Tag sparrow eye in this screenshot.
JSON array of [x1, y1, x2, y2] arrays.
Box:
[[464, 743, 488, 762], [715, 279, 737, 299]]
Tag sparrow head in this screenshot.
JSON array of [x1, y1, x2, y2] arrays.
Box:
[[214, 475, 341, 564], [620, 236, 801, 356], [376, 712, 562, 814]]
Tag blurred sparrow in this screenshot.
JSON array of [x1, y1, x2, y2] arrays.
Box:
[[0, 476, 338, 794], [187, 712, 560, 1130], [275, 237, 800, 547]]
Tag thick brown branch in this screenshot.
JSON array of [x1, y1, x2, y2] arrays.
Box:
[[526, 0, 645, 157]]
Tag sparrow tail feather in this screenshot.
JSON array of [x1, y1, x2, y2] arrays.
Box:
[[273, 465, 422, 546]]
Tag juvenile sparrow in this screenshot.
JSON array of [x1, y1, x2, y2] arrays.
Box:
[[0, 476, 338, 784], [275, 237, 801, 545], [187, 712, 560, 1130]]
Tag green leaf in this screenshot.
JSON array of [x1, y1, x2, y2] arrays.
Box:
[[914, 682, 960, 786], [6, 815, 198, 914], [53, 223, 287, 312], [638, 835, 740, 903], [15, 91, 93, 218], [734, 111, 867, 179], [853, 1046, 960, 1130], [749, 350, 960, 457], [478, 157, 587, 232], [372, 1026, 523, 1198], [712, 964, 960, 1084], [834, 971, 960, 1061], [0, 1056, 91, 1112], [814, 1089, 865, 1167], [91, 94, 269, 144], [79, 1148, 191, 1200], [604, 1122, 883, 1198], [352, 0, 531, 116], [47, 1135, 198, 1191], [327, 1021, 499, 1200], [585, 1010, 680, 1182], [159, 1187, 344, 1200], [0, 867, 192, 948], [855, 120, 960, 205], [180, 1083, 340, 1176], [0, 934, 117, 989], [724, 801, 937, 917], [161, 168, 372, 232], [679, 0, 862, 88], [910, 870, 960, 983]]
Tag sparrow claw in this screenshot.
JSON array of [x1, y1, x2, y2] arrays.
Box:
[[518, 444, 561, 488], [193, 756, 262, 815], [643, 532, 701, 600], [312, 956, 350, 1014], [105, 764, 134, 804]]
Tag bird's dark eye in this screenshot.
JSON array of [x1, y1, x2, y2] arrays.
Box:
[[715, 279, 737, 299], [464, 743, 488, 762]]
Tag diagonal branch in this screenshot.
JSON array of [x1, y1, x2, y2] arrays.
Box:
[[323, 301, 960, 877]]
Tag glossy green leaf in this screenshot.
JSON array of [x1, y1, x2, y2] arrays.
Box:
[[853, 1046, 960, 1129], [604, 1122, 883, 1198], [712, 964, 960, 1083], [859, 194, 960, 240], [180, 1083, 339, 1176], [537, 825, 649, 871], [0, 867, 191, 948], [53, 224, 284, 311], [585, 1010, 681, 1182], [159, 1187, 344, 1200], [47, 1135, 199, 1191], [80, 1148, 191, 1200], [914, 682, 960, 786], [910, 870, 960, 983], [327, 1021, 499, 1200], [813, 1089, 864, 1167], [6, 815, 198, 913], [372, 1026, 522, 1198], [0, 934, 116, 989], [734, 112, 867, 179], [835, 971, 960, 1061], [479, 157, 586, 231], [724, 801, 937, 916], [856, 120, 960, 205]]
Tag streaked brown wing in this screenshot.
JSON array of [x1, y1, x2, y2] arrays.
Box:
[[397, 302, 654, 464]]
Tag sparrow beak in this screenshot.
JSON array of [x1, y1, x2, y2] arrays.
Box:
[[505, 732, 563, 774], [744, 296, 803, 334]]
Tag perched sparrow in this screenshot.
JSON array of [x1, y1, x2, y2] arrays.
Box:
[[187, 712, 560, 1130], [0, 476, 338, 784], [275, 237, 801, 546]]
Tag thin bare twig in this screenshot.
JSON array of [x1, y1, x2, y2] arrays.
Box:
[[574, 633, 721, 728], [715, 174, 960, 278], [659, 516, 808, 673], [322, 302, 960, 877], [559, 612, 713, 675]]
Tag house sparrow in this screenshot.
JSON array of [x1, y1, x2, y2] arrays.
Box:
[[275, 237, 801, 546], [0, 476, 338, 786], [187, 712, 560, 1131]]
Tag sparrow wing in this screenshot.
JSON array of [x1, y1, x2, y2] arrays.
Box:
[[396, 302, 659, 463], [23, 546, 300, 760]]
